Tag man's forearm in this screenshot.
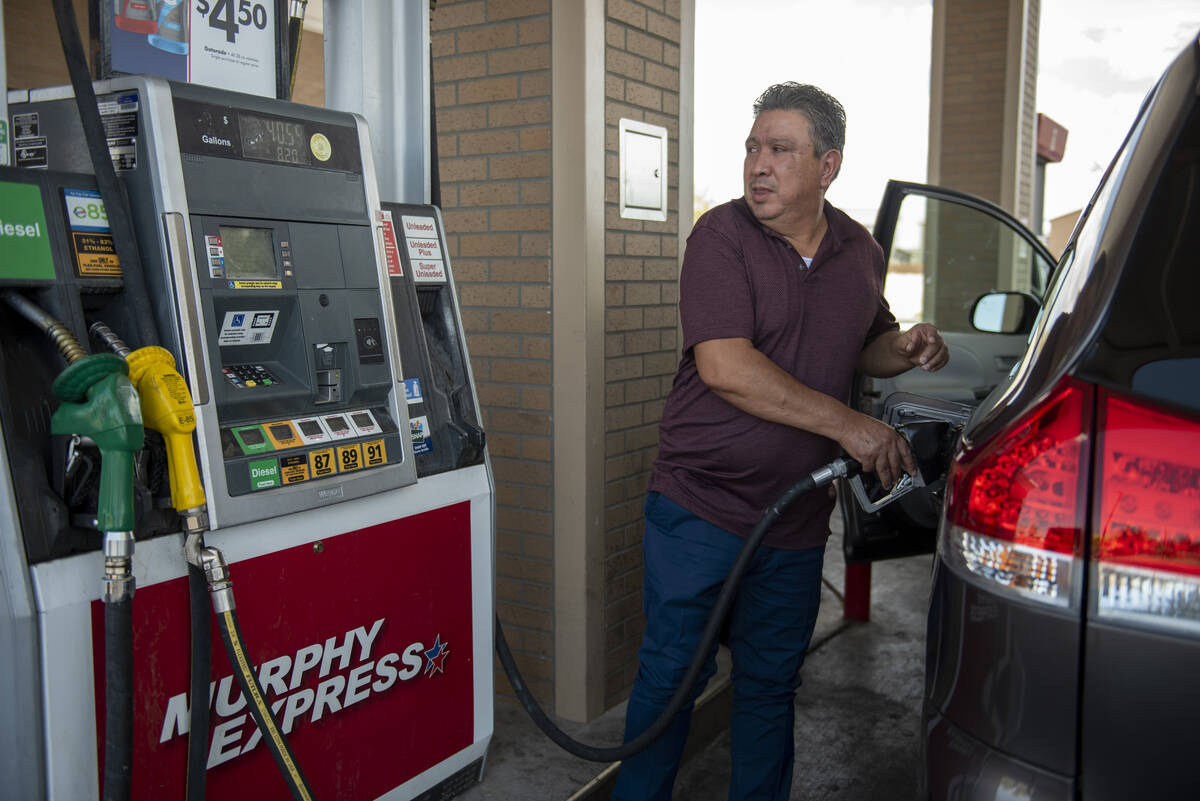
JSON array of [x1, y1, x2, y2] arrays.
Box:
[[695, 338, 851, 440], [856, 330, 913, 378]]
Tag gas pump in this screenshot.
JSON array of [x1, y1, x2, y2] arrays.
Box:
[[1, 63, 492, 801]]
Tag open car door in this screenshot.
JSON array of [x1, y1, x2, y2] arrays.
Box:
[[840, 180, 1056, 562]]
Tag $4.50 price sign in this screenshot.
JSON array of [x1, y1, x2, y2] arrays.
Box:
[[195, 0, 269, 44], [191, 0, 277, 98]]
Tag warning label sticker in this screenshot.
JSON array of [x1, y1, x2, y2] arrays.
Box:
[[378, 210, 402, 277], [218, 310, 278, 346], [72, 232, 121, 277], [279, 454, 310, 485]]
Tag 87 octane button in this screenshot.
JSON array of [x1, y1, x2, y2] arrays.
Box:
[[310, 448, 337, 478]]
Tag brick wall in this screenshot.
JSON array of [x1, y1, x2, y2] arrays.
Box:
[[431, 0, 556, 707], [601, 0, 682, 708], [938, 0, 1009, 204], [5, 0, 89, 89]]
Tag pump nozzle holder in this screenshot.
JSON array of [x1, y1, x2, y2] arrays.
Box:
[[49, 355, 145, 533]]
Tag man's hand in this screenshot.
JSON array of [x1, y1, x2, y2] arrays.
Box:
[[895, 323, 949, 372], [857, 323, 950, 378], [836, 410, 915, 489]]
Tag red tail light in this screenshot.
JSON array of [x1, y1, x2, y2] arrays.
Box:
[[1094, 388, 1200, 629], [942, 378, 1092, 606]]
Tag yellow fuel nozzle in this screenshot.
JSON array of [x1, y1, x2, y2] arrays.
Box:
[[90, 322, 207, 513], [125, 345, 207, 513]]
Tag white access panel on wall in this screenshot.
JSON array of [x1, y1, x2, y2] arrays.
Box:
[[619, 117, 668, 221]]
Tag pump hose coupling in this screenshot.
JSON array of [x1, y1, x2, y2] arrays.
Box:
[[197, 546, 235, 614], [3, 290, 88, 364], [102, 530, 136, 603], [88, 320, 132, 358]]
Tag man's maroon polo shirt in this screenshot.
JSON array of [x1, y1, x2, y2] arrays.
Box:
[[648, 197, 898, 549]]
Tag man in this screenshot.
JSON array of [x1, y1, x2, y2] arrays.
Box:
[[611, 83, 948, 801]]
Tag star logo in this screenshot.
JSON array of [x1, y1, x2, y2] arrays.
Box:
[[424, 634, 450, 677]]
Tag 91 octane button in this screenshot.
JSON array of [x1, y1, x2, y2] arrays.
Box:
[[280, 454, 310, 484], [337, 443, 363, 472], [363, 439, 387, 467], [310, 448, 337, 478]]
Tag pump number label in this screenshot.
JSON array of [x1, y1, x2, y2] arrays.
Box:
[[363, 439, 388, 467], [279, 454, 310, 485], [337, 443, 363, 473]]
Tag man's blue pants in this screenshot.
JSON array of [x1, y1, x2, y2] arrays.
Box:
[[611, 493, 826, 801]]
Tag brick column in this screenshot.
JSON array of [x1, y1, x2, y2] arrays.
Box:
[[927, 0, 1040, 326], [432, 0, 556, 709], [434, 0, 691, 721], [600, 0, 685, 710]]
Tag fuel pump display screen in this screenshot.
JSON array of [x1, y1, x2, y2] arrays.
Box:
[[239, 113, 310, 166], [219, 226, 277, 279]]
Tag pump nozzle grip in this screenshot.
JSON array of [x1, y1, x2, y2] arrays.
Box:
[[126, 346, 207, 512], [50, 363, 145, 532]]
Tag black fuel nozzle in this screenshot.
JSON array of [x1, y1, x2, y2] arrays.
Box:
[[845, 393, 974, 515], [899, 419, 961, 486]]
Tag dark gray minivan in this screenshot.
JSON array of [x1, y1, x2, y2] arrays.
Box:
[[843, 32, 1200, 801]]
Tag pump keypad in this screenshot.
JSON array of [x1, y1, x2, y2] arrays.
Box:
[[222, 363, 281, 388], [222, 407, 397, 494]]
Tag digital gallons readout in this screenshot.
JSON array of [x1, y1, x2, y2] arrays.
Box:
[[239, 113, 310, 166]]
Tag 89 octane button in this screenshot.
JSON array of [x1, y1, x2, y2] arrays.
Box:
[[337, 443, 363, 472]]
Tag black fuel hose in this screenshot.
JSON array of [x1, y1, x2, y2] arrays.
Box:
[[104, 598, 134, 801], [186, 565, 211, 801], [495, 456, 861, 763], [216, 606, 315, 801], [51, 0, 158, 350]]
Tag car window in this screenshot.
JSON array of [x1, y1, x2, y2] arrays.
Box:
[[883, 195, 1053, 332], [1086, 87, 1200, 413]]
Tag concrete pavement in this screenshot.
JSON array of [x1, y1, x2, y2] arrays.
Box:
[[458, 512, 932, 801]]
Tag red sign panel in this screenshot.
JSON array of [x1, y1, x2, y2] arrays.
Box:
[[91, 502, 475, 800], [380, 211, 404, 277]]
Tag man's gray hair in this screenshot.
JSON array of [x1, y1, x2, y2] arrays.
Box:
[[752, 83, 846, 157]]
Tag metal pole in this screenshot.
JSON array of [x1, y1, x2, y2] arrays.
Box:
[[322, 0, 431, 203]]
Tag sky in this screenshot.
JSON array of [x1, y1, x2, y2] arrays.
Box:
[[693, 0, 1200, 234]]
